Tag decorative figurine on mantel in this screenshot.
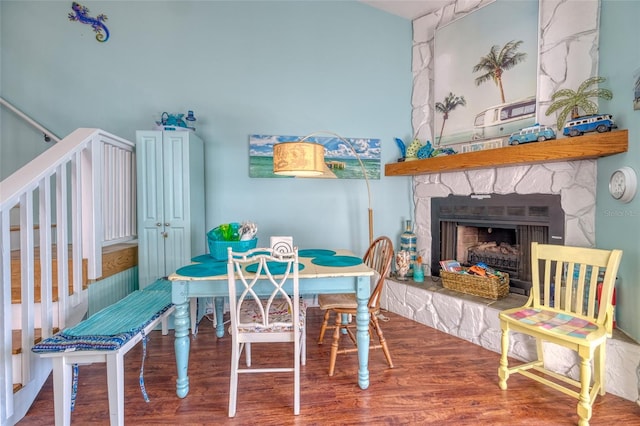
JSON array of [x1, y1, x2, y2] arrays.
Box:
[[394, 138, 456, 162], [545, 76, 614, 132]]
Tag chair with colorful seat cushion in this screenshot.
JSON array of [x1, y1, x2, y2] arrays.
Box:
[[498, 242, 623, 426], [226, 246, 306, 417], [317, 236, 394, 376]]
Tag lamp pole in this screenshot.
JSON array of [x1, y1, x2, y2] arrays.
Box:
[[296, 131, 373, 245]]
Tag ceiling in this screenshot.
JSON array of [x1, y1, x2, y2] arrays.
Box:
[[358, 0, 449, 20]]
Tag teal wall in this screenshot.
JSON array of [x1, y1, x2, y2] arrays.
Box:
[[88, 267, 138, 316], [597, 0, 640, 341], [4, 1, 636, 340], [0, 1, 414, 257]]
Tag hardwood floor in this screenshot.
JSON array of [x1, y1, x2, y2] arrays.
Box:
[[20, 308, 640, 425]]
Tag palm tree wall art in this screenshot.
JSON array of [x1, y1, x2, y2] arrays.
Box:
[[472, 40, 527, 104], [435, 92, 466, 146], [433, 0, 538, 146]]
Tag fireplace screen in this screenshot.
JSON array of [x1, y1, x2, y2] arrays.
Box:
[[432, 194, 564, 295]]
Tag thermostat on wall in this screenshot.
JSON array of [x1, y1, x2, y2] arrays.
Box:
[[608, 166, 637, 203]]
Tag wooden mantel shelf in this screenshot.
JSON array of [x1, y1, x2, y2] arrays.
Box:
[[384, 129, 628, 176]]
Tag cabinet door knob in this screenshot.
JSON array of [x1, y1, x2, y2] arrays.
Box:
[[156, 223, 162, 227], [165, 223, 170, 226]]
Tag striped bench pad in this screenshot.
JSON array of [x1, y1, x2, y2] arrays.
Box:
[[506, 308, 598, 338], [32, 290, 172, 353]]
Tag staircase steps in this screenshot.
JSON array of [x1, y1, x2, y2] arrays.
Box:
[[11, 327, 60, 394], [12, 328, 60, 355], [10, 244, 138, 394], [11, 245, 88, 304], [10, 243, 137, 304]]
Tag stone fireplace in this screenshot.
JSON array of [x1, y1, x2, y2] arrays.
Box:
[[380, 0, 640, 405], [381, 160, 640, 404], [431, 193, 565, 295], [413, 160, 598, 279]]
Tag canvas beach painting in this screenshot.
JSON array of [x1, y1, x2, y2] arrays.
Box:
[[249, 134, 381, 179], [433, 0, 539, 146]]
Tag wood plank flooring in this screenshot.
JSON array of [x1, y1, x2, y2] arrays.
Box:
[[19, 308, 640, 425]]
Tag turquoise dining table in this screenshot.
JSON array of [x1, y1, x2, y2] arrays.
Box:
[[168, 248, 375, 397]]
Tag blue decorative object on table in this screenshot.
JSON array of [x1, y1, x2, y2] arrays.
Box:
[[207, 221, 259, 260]]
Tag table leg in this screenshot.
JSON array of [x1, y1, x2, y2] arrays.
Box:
[[355, 275, 370, 390], [215, 297, 225, 338], [172, 281, 190, 398]]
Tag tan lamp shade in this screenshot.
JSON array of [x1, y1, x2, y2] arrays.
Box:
[[273, 141, 326, 177]]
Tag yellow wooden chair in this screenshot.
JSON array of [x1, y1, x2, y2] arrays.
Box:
[[498, 242, 623, 426], [317, 236, 395, 376]]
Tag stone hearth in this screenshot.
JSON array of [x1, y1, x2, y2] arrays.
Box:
[[381, 277, 640, 403]]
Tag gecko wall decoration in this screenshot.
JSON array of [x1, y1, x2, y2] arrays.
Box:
[[68, 2, 109, 43]]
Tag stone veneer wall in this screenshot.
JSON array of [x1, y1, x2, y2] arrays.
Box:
[[409, 0, 604, 266], [381, 0, 640, 405]]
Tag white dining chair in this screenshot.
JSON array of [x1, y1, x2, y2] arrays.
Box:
[[226, 246, 306, 417]]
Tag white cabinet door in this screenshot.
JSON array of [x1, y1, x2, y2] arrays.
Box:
[[136, 131, 204, 288]]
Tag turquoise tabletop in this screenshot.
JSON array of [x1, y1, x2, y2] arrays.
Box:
[[176, 262, 227, 277], [298, 249, 337, 257], [311, 255, 363, 267], [245, 262, 305, 275], [192, 251, 272, 263], [191, 254, 218, 263]]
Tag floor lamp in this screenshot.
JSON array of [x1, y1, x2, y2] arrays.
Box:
[[272, 131, 373, 245]]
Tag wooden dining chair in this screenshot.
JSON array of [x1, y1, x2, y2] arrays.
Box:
[[226, 247, 306, 417], [498, 242, 623, 426], [317, 236, 395, 376]]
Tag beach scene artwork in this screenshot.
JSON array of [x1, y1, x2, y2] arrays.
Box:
[[249, 134, 381, 179], [434, 0, 538, 146]]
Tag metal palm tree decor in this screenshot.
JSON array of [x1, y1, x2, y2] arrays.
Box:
[[545, 76, 613, 131]]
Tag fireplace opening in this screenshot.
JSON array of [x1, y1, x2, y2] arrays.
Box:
[[431, 194, 564, 295], [458, 225, 519, 275]]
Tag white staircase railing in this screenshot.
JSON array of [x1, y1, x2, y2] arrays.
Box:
[[0, 127, 136, 425]]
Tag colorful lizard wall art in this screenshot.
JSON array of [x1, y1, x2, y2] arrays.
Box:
[[68, 2, 109, 43]]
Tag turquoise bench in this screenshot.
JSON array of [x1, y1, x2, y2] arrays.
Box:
[[32, 281, 174, 426]]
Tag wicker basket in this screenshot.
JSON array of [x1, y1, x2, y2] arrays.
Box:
[[208, 238, 258, 261], [440, 269, 509, 300]]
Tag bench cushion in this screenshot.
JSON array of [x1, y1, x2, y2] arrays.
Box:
[[32, 290, 172, 353]]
